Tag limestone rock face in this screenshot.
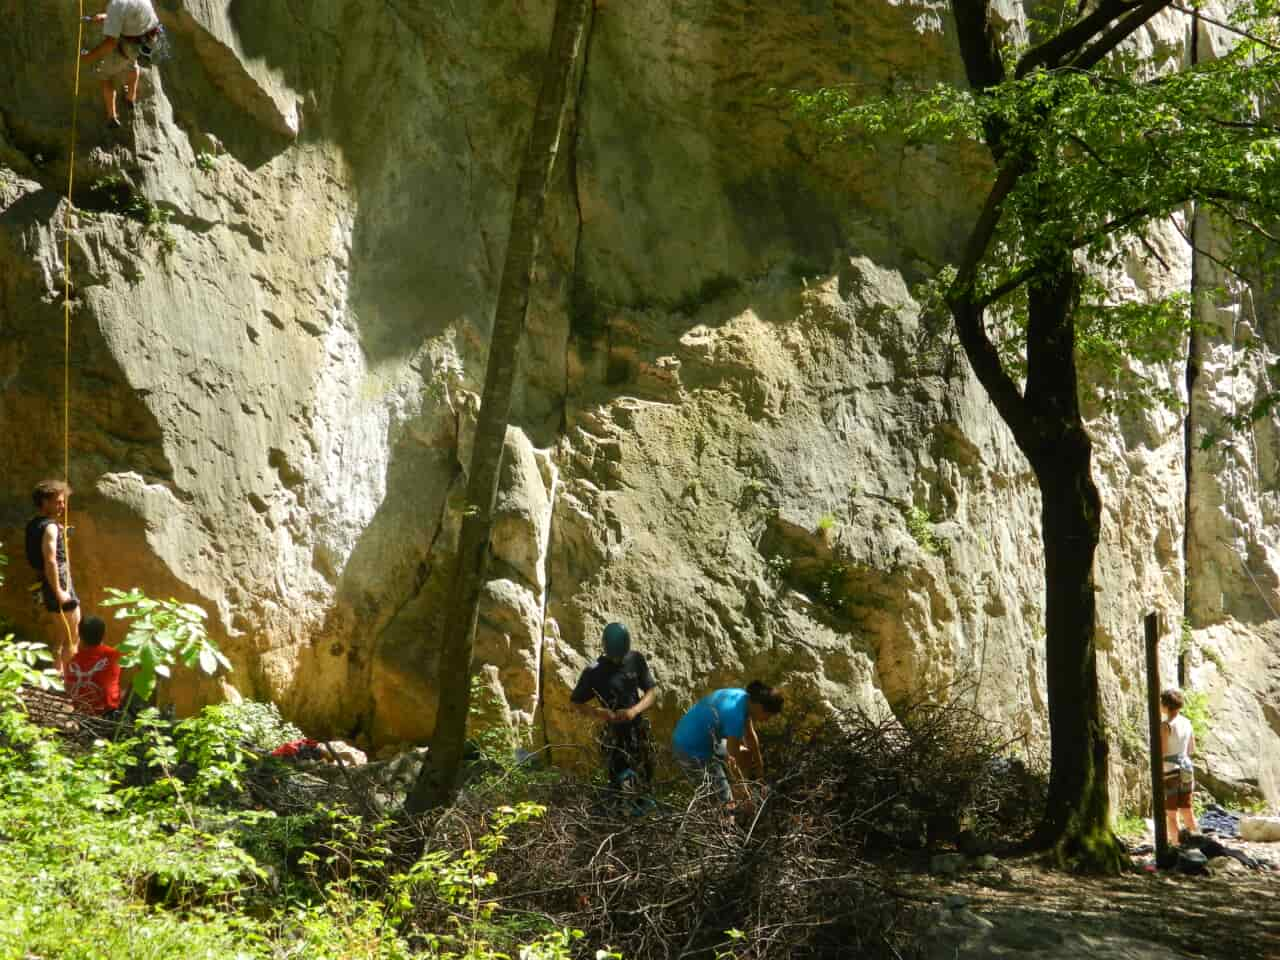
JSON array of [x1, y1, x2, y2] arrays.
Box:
[[0, 0, 1276, 803]]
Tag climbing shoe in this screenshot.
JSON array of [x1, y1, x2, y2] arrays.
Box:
[[107, 117, 122, 129]]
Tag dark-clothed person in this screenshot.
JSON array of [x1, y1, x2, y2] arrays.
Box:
[[26, 480, 80, 671], [570, 622, 658, 790]]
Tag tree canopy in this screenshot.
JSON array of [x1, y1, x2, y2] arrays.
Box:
[[792, 0, 1280, 416], [788, 0, 1280, 871]]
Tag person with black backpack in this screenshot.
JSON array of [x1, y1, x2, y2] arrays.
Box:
[[25, 479, 80, 672], [569, 622, 658, 797]]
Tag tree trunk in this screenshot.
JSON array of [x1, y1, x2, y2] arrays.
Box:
[[1019, 264, 1124, 871], [946, 0, 1179, 873], [1032, 439, 1121, 869], [406, 0, 593, 815]]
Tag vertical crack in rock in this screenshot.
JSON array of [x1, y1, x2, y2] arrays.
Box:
[[534, 453, 562, 757], [561, 5, 596, 433]]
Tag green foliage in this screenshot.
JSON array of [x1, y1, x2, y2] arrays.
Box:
[[204, 699, 304, 751], [786, 6, 1280, 417], [1112, 813, 1147, 837], [128, 194, 177, 256], [815, 512, 837, 534], [465, 678, 553, 794], [1181, 690, 1212, 744], [168, 702, 301, 802], [1114, 712, 1148, 764], [100, 587, 231, 701], [195, 150, 218, 172], [905, 506, 940, 556], [764, 553, 792, 587], [467, 674, 519, 763], [0, 685, 587, 960], [84, 175, 177, 256], [0, 640, 60, 702], [1073, 286, 1195, 414], [817, 561, 852, 612]]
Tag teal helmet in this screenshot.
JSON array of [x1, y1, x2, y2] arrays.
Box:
[[602, 622, 631, 660]]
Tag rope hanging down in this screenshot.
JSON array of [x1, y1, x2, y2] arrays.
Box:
[[64, 1, 84, 488], [57, 1, 86, 649]]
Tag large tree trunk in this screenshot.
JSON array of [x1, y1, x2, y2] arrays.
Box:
[[1033, 435, 1120, 868], [954, 261, 1123, 870], [406, 0, 593, 815], [946, 0, 1178, 873], [1019, 264, 1124, 871]]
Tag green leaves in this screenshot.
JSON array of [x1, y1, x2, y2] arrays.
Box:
[[0, 639, 60, 702], [785, 4, 1280, 424], [100, 587, 232, 701]]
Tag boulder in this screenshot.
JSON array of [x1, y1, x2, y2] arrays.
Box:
[[1205, 856, 1248, 877], [1240, 816, 1280, 843], [325, 740, 367, 766]]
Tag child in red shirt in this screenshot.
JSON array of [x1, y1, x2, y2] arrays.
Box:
[[63, 615, 123, 715]]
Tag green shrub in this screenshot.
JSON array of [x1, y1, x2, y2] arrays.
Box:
[[1181, 690, 1211, 744], [0, 688, 579, 960], [1112, 813, 1147, 837], [100, 588, 232, 701], [186, 699, 303, 753], [905, 506, 940, 555]]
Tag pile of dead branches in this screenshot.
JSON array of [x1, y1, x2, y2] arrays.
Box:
[[403, 695, 1045, 959], [766, 695, 1046, 854]]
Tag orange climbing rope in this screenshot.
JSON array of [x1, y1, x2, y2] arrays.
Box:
[[65, 1, 84, 484], [56, 1, 87, 657]]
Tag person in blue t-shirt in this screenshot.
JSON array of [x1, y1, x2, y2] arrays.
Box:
[[671, 681, 783, 807]]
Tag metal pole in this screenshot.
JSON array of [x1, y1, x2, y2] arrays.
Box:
[[1146, 612, 1170, 864]]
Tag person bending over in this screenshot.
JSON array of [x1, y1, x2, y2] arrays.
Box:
[[1161, 688, 1200, 841], [64, 615, 125, 717], [671, 681, 783, 810], [80, 0, 160, 128], [25, 480, 80, 672], [569, 622, 658, 791]]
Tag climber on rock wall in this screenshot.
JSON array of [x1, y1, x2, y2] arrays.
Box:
[[569, 622, 658, 797], [25, 479, 80, 673], [79, 0, 160, 128]]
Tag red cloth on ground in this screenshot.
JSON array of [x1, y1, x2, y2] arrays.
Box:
[[64, 644, 123, 714], [271, 738, 321, 758]]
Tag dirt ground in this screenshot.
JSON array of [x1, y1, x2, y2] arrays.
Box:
[[908, 840, 1280, 960]]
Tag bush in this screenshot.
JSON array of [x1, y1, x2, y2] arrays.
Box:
[[101, 587, 232, 701], [0, 690, 583, 960]]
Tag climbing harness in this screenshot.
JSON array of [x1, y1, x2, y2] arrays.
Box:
[[134, 25, 172, 67], [81, 15, 173, 68]]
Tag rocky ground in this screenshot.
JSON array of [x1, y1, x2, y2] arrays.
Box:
[[913, 842, 1280, 960]]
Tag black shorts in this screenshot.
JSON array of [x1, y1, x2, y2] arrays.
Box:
[[38, 577, 78, 614]]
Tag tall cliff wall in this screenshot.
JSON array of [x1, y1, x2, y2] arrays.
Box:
[[0, 0, 1276, 805]]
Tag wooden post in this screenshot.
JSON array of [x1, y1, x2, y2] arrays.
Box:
[[1146, 612, 1170, 865]]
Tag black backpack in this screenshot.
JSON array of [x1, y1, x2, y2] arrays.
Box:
[[25, 517, 52, 572]]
